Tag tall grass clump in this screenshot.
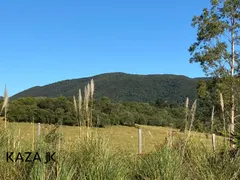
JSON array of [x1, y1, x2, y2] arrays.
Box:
[[71, 132, 131, 180], [184, 97, 189, 132], [181, 139, 240, 180], [134, 146, 183, 180], [219, 92, 227, 144], [3, 124, 81, 179], [181, 99, 197, 162], [1, 85, 9, 129], [73, 79, 94, 129], [90, 79, 95, 127]]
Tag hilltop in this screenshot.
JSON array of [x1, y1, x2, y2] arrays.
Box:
[[12, 72, 203, 104]]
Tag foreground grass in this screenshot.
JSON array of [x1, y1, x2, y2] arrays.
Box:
[[0, 120, 235, 180]]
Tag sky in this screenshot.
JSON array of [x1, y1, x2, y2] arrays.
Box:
[[0, 0, 211, 96]]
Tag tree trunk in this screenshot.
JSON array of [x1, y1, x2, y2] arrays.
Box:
[[230, 15, 236, 148]]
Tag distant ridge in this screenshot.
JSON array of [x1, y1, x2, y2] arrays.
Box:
[[12, 72, 204, 104]]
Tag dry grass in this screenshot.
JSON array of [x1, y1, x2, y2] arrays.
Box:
[[0, 118, 219, 153]]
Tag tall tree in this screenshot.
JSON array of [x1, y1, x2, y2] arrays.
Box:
[[189, 0, 240, 147]]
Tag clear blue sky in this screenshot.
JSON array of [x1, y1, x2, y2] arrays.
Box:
[[0, 0, 211, 96]]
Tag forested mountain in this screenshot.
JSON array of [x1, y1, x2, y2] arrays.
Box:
[[12, 72, 203, 104]]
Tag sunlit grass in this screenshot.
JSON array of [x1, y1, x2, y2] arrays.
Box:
[[0, 119, 222, 153]]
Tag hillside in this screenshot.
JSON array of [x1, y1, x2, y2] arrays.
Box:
[[12, 72, 202, 104]]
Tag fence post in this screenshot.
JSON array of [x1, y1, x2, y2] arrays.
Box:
[[138, 128, 142, 155], [212, 133, 216, 152]]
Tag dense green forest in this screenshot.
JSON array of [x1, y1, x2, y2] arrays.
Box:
[[0, 91, 225, 134], [12, 72, 204, 104]]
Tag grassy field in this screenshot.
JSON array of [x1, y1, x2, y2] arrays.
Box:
[[0, 119, 218, 154], [1, 118, 239, 180]]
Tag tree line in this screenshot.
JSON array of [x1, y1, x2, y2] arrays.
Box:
[[0, 94, 226, 134]]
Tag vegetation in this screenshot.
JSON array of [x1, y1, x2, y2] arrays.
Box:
[[1, 94, 227, 133], [0, 121, 239, 180], [189, 0, 240, 147], [12, 72, 202, 105], [2, 96, 183, 128], [0, 122, 213, 153], [2, 0, 240, 179]]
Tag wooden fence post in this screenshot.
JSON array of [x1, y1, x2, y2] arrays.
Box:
[[212, 133, 216, 152], [138, 128, 142, 155]]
